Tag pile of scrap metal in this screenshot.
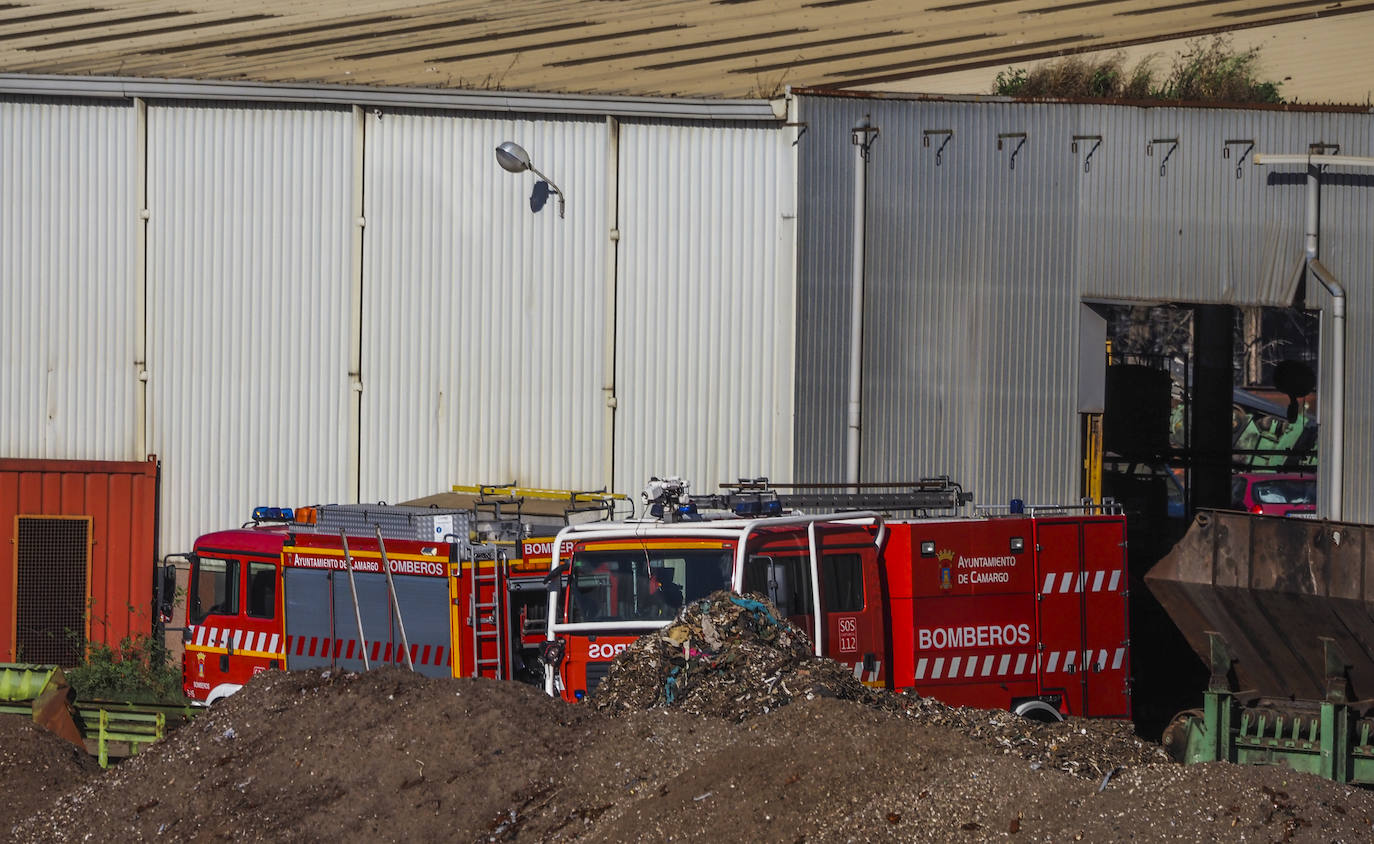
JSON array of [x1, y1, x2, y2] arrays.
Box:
[[588, 591, 879, 721]]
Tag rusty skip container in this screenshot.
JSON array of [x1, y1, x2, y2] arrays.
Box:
[[1145, 509, 1374, 703], [0, 458, 160, 666]]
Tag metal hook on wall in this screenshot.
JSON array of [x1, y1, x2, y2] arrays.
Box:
[[1147, 137, 1179, 177], [997, 132, 1027, 170], [1072, 134, 1103, 174], [1222, 139, 1254, 180], [923, 129, 953, 165]]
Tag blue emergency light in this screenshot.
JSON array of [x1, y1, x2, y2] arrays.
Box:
[[733, 499, 783, 517], [251, 506, 295, 522]]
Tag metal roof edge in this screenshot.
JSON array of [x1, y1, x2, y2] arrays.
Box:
[[790, 86, 1374, 114], [0, 74, 781, 122]]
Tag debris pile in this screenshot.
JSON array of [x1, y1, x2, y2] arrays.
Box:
[[589, 591, 879, 720], [588, 590, 1166, 778], [895, 694, 1169, 779], [0, 717, 100, 832]]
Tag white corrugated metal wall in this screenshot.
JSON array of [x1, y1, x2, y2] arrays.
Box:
[[146, 102, 357, 551], [360, 111, 610, 500], [615, 122, 797, 495], [1, 98, 137, 460], [2, 88, 789, 554]]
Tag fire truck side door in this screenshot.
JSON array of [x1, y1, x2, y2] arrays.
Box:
[[816, 527, 885, 685]]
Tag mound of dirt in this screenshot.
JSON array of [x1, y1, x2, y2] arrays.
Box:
[[0, 716, 100, 833], [10, 619, 1374, 842]]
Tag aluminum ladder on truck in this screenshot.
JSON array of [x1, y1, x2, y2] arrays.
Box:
[[469, 545, 507, 680]]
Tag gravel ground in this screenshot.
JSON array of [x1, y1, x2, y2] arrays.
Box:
[[6, 599, 1374, 842]]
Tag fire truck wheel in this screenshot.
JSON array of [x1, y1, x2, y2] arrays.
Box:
[[1012, 700, 1064, 723], [206, 684, 243, 705]]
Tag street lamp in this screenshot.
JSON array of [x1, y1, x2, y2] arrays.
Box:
[[494, 140, 565, 218]]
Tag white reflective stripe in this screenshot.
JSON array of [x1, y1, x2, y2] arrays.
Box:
[[1041, 573, 1055, 594], [1047, 652, 1061, 673], [269, 634, 280, 653], [964, 658, 977, 678], [949, 657, 962, 677], [868, 661, 882, 682], [1059, 572, 1075, 593], [933, 657, 945, 679], [194, 626, 206, 646], [915, 658, 929, 680], [852, 663, 863, 679], [1014, 654, 1027, 675], [252, 632, 263, 651], [1108, 570, 1122, 591], [1075, 572, 1087, 592], [1112, 647, 1125, 669], [1091, 570, 1105, 592], [1065, 650, 1076, 670], [998, 654, 1011, 676], [1097, 649, 1108, 669], [981, 655, 995, 676], [233, 630, 244, 649]]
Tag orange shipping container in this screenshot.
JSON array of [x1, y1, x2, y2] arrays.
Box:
[[0, 457, 159, 665]]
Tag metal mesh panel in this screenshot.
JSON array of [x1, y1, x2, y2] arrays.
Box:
[[15, 517, 90, 666]]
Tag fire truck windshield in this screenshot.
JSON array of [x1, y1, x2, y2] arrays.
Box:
[[189, 556, 238, 624], [566, 548, 731, 623]]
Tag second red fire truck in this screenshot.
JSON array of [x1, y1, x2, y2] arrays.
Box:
[[178, 478, 1130, 721]]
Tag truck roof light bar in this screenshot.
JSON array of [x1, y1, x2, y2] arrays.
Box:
[[641, 475, 972, 521]]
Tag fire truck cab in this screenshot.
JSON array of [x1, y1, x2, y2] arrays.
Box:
[[180, 488, 621, 704]]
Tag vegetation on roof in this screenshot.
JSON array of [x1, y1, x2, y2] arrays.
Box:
[[993, 36, 1283, 104]]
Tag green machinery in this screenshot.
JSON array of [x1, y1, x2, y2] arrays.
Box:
[[1161, 633, 1374, 784], [0, 662, 191, 768], [1148, 511, 1374, 784]]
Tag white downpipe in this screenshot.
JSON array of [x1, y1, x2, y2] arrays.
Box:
[[604, 116, 620, 492], [1253, 152, 1374, 520], [347, 106, 366, 503], [807, 520, 822, 656], [1309, 259, 1345, 520], [134, 97, 149, 459], [846, 117, 875, 486]]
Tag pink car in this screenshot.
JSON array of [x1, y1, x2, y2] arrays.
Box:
[[1231, 473, 1317, 516]]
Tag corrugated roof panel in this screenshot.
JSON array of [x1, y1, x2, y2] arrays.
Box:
[[145, 102, 355, 553], [359, 110, 610, 500], [615, 120, 796, 494], [1, 1, 1370, 99], [0, 97, 138, 461]]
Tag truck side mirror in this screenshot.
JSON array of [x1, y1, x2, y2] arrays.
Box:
[[158, 563, 178, 624]]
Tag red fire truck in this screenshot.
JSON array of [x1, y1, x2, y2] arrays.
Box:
[[178, 486, 619, 703], [177, 478, 1129, 721], [539, 478, 1130, 721]]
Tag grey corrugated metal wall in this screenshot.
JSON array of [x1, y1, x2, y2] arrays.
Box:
[[795, 92, 1374, 520]]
